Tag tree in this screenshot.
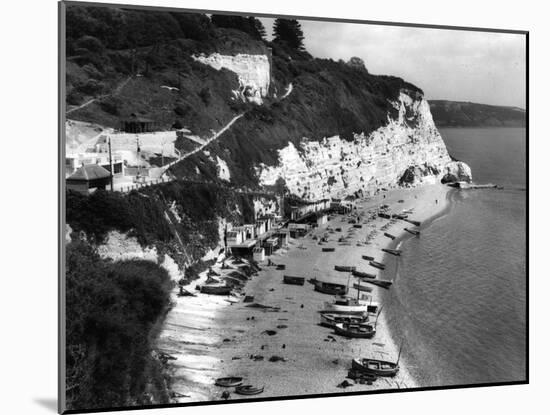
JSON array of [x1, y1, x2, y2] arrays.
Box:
[[273, 18, 306, 51], [250, 17, 267, 41], [211, 14, 266, 41], [347, 56, 368, 72]]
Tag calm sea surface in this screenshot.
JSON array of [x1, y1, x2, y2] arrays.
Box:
[[384, 127, 527, 387]]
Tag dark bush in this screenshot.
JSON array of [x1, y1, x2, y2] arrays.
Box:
[[65, 241, 171, 410], [99, 96, 121, 115]]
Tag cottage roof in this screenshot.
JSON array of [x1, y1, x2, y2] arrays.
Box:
[[67, 164, 111, 181]]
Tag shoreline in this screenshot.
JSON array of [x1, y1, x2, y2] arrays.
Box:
[[156, 183, 453, 402]]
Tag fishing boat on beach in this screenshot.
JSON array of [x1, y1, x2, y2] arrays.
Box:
[[378, 212, 391, 219], [404, 228, 420, 236], [369, 260, 386, 270], [383, 232, 396, 240], [362, 255, 375, 261], [322, 296, 379, 315], [352, 270, 376, 279], [353, 283, 373, 292], [351, 358, 399, 377], [235, 385, 264, 395], [392, 213, 408, 220], [215, 377, 243, 387], [319, 313, 369, 328], [382, 248, 401, 256], [322, 247, 336, 252], [363, 279, 393, 289], [334, 265, 356, 272], [313, 280, 348, 295], [404, 218, 421, 226], [334, 322, 376, 338], [283, 275, 306, 286], [199, 284, 232, 295]]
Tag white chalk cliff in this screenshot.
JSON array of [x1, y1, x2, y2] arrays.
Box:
[[257, 91, 471, 201], [193, 53, 270, 105]]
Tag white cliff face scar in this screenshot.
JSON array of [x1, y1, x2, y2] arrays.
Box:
[[192, 53, 270, 105]]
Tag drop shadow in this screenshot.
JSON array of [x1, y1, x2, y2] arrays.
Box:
[[34, 398, 57, 413]]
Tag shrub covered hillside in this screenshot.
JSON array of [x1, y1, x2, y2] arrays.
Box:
[[66, 180, 261, 263], [66, 5, 422, 190], [65, 242, 172, 409]]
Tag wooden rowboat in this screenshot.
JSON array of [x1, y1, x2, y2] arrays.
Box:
[[404, 228, 420, 236], [362, 255, 375, 261], [215, 377, 243, 387], [235, 385, 264, 395], [369, 260, 386, 270], [392, 213, 408, 220], [283, 275, 305, 286], [334, 322, 376, 339], [334, 265, 356, 272], [313, 280, 348, 295], [363, 279, 393, 289], [352, 270, 376, 279], [382, 248, 401, 256], [352, 358, 399, 377], [353, 283, 373, 292]]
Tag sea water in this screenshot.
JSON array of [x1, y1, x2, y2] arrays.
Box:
[[385, 127, 527, 387]]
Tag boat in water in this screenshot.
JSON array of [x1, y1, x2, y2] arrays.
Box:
[[369, 260, 386, 270], [351, 358, 399, 377], [319, 313, 369, 328], [334, 322, 376, 339], [404, 227, 420, 236], [283, 275, 306, 286], [313, 280, 348, 295]]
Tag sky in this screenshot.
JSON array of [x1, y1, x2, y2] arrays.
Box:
[[260, 18, 526, 108]]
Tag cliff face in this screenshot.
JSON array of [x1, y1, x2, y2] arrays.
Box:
[[256, 91, 470, 200], [193, 52, 270, 104]]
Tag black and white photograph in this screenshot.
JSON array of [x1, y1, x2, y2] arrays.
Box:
[[58, 1, 528, 413]]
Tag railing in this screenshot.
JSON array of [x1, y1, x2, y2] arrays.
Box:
[[115, 176, 174, 193]]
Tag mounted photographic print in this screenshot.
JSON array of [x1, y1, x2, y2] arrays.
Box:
[[59, 1, 528, 413]]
